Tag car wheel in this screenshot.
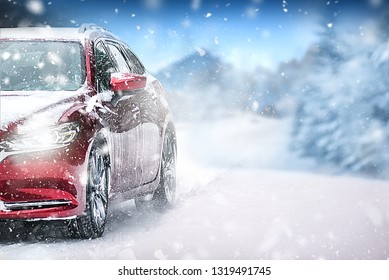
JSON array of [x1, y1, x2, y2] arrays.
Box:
[[69, 137, 110, 239], [135, 129, 177, 212]]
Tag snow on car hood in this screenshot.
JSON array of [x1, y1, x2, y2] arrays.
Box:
[[0, 90, 84, 132]]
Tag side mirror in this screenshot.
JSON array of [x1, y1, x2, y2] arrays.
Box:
[[110, 73, 146, 92]]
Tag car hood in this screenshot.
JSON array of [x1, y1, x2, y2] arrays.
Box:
[[0, 90, 84, 135]]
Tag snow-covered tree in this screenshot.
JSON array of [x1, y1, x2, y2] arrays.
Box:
[[292, 11, 389, 174]]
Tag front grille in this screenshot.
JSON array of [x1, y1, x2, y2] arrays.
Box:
[[2, 200, 72, 211]]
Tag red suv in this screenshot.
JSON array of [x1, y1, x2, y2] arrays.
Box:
[[0, 25, 177, 239]]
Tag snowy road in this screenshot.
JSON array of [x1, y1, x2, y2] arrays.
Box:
[[0, 115, 388, 259]]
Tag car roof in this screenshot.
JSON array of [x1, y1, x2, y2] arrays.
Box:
[[0, 25, 118, 42]]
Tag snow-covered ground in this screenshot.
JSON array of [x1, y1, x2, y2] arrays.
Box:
[[0, 114, 388, 259]]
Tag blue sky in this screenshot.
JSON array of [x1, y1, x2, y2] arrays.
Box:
[[34, 0, 388, 72]]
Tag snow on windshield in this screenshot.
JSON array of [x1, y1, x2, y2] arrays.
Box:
[[0, 41, 85, 91]]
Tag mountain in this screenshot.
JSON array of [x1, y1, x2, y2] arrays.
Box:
[[155, 49, 258, 120], [155, 49, 226, 92], [154, 48, 294, 121]]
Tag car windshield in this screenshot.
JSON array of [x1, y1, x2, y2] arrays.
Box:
[[0, 40, 85, 91]]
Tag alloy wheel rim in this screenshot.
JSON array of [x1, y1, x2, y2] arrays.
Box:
[[162, 135, 176, 204], [89, 147, 109, 230]]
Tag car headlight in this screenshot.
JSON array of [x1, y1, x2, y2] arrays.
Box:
[[8, 122, 80, 151]]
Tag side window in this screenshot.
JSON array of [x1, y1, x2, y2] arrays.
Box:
[[95, 42, 116, 92], [106, 43, 131, 73], [121, 45, 146, 75]]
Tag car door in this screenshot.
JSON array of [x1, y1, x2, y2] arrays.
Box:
[[94, 40, 142, 192], [120, 44, 162, 185]]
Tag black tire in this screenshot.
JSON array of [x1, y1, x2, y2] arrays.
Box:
[[68, 137, 110, 239], [135, 128, 177, 212]]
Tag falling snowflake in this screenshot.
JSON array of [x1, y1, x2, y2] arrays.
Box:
[[282, 0, 288, 13], [191, 0, 201, 11], [195, 47, 206, 57], [25, 0, 45, 16]]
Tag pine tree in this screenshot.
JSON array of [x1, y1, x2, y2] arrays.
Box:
[[292, 9, 389, 175]]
